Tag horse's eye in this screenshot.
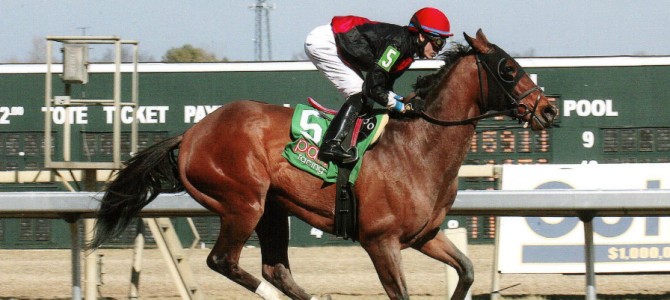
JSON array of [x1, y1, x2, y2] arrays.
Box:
[[499, 63, 515, 82]]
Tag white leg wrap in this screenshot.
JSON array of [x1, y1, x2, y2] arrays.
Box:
[[255, 281, 282, 300]]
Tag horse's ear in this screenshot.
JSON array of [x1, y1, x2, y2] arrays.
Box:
[[475, 29, 490, 45], [464, 32, 475, 47], [464, 29, 492, 53]]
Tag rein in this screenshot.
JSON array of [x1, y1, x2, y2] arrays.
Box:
[[420, 109, 514, 126], [419, 48, 540, 127]]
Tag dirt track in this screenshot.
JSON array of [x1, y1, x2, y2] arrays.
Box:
[[0, 245, 668, 299]]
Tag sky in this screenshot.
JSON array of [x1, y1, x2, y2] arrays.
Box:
[[1, 0, 670, 63]]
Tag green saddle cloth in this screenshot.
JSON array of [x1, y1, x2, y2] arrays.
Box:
[[282, 104, 385, 183]]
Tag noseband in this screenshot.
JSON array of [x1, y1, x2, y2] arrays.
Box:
[[420, 46, 542, 127]]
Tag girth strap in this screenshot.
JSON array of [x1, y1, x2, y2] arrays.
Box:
[[335, 164, 358, 240]]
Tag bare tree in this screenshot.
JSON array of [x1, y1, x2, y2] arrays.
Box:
[[96, 46, 155, 62], [26, 37, 47, 63], [291, 51, 308, 60], [511, 48, 537, 57]]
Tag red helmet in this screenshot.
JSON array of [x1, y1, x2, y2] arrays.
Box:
[[408, 7, 453, 38]]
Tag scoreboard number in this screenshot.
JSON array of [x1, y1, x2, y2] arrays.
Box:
[[582, 131, 595, 148]]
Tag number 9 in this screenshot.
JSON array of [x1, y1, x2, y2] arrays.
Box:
[[582, 131, 594, 148]]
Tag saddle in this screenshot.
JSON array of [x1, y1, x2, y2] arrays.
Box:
[[282, 98, 389, 240]]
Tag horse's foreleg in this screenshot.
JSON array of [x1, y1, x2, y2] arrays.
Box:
[[414, 231, 474, 300], [362, 239, 409, 300], [256, 199, 319, 300]]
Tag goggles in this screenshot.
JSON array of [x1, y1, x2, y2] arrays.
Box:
[[425, 34, 446, 51]]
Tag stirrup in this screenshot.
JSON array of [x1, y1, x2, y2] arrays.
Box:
[[319, 143, 358, 164], [338, 147, 358, 164]]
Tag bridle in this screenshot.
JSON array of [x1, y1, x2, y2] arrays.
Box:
[[420, 45, 543, 127]]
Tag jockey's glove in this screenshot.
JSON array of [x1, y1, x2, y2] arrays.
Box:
[[386, 92, 406, 113]]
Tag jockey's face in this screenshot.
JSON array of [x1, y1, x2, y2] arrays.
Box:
[[419, 34, 443, 59]]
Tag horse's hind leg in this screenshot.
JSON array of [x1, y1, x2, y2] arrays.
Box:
[[256, 198, 317, 300], [203, 196, 283, 299], [414, 231, 474, 300], [362, 239, 409, 299]]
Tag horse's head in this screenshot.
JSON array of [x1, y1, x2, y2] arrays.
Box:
[[464, 29, 557, 130]]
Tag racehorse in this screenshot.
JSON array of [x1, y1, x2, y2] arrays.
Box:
[[89, 30, 557, 300]]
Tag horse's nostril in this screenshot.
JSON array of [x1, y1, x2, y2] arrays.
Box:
[[544, 106, 557, 119]]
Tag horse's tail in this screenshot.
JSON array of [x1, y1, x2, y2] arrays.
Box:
[[87, 135, 184, 249]]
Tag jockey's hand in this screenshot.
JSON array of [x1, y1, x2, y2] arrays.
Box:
[[404, 97, 425, 114], [389, 100, 406, 113], [386, 92, 406, 113]]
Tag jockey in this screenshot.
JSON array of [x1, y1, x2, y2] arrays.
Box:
[[305, 7, 453, 163]]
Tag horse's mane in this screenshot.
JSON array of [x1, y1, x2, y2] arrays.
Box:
[[412, 43, 473, 100]]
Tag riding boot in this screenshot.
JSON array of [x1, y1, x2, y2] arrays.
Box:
[[318, 94, 364, 164]]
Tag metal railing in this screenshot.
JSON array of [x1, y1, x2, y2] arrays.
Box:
[[1, 189, 669, 300]]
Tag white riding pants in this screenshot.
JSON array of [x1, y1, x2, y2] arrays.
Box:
[[304, 25, 364, 98]]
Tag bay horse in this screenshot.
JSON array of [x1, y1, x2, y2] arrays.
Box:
[[89, 29, 557, 300]]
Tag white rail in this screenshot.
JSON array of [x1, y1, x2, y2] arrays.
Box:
[[1, 189, 668, 300], [0, 189, 668, 218]]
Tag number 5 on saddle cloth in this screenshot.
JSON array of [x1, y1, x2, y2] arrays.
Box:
[[282, 100, 389, 239]]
